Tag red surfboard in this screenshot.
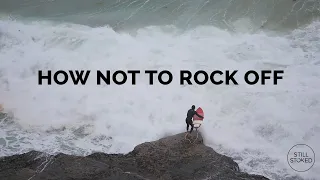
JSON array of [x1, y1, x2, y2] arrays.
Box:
[[193, 107, 204, 120]]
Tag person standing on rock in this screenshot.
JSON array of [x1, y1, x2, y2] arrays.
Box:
[[186, 105, 203, 134]]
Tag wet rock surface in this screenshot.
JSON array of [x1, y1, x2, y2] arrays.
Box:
[[0, 132, 269, 180]]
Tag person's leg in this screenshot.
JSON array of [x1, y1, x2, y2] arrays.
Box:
[[189, 122, 194, 133], [186, 119, 189, 132]]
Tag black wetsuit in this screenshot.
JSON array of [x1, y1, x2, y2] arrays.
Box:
[[186, 109, 203, 133]]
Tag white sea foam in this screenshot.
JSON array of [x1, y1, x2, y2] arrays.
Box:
[[0, 19, 320, 179]]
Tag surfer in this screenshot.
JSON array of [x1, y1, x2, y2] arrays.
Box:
[[186, 105, 203, 133]]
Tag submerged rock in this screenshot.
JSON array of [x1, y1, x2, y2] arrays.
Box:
[[0, 132, 269, 180]]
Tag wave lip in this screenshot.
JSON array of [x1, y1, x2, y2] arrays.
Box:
[[0, 0, 320, 31]]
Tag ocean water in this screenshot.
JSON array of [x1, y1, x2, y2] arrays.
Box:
[[0, 0, 320, 179]]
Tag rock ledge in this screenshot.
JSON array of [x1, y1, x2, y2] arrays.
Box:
[[0, 132, 269, 180]]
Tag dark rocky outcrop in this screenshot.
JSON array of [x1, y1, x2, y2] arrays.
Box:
[[0, 132, 269, 180]]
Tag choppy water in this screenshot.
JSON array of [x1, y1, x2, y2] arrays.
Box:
[[1, 0, 320, 179]]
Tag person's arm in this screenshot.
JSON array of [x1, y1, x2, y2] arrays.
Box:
[[195, 112, 203, 118]]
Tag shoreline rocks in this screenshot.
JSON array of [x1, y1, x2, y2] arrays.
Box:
[[0, 132, 269, 180]]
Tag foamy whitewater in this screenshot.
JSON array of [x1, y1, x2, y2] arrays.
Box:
[[0, 0, 320, 179]]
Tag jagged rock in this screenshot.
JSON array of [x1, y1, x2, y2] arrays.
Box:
[[0, 132, 269, 180]]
